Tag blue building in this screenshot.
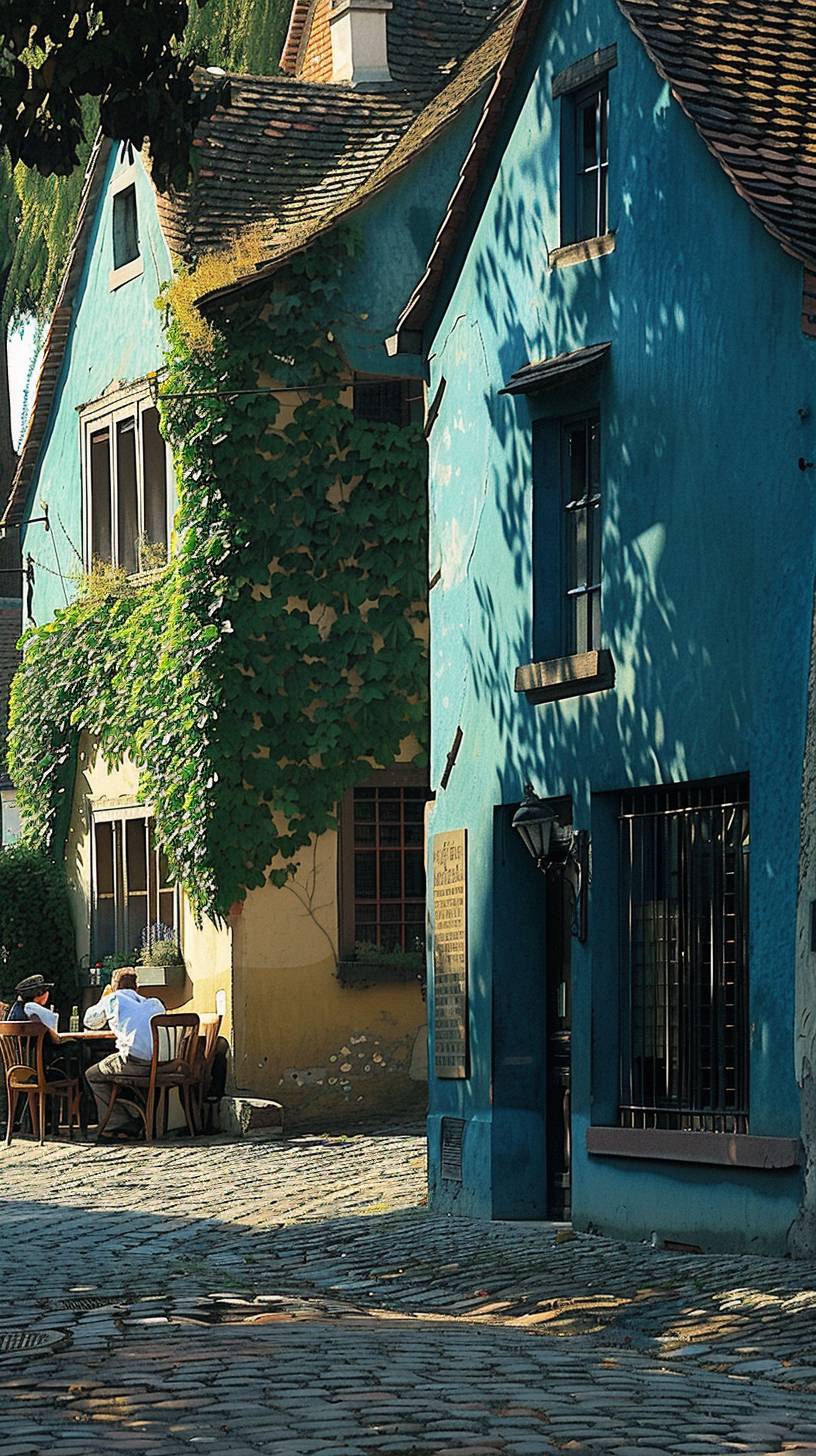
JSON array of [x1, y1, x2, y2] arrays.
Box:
[[389, 0, 816, 1253]]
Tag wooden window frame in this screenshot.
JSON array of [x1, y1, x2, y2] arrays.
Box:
[[90, 804, 179, 964], [337, 766, 429, 963], [109, 164, 144, 290], [80, 387, 172, 573]]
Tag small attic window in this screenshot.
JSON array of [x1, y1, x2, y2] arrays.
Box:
[[113, 184, 139, 270]]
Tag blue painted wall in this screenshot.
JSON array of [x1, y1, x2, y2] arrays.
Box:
[[23, 149, 173, 625], [424, 0, 816, 1251], [23, 108, 478, 627]]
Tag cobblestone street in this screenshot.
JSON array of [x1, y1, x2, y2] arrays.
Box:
[[1, 1126, 816, 1455]]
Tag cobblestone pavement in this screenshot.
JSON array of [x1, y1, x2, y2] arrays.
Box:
[[2, 1127, 816, 1455]]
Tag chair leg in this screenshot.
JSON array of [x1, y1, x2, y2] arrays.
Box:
[[145, 1085, 156, 1143], [38, 1090, 46, 1145], [6, 1088, 16, 1147], [96, 1084, 121, 1138], [181, 1084, 196, 1138], [160, 1088, 169, 1138]]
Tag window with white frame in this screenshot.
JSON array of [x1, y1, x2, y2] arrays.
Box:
[[82, 391, 172, 573], [91, 808, 178, 963]]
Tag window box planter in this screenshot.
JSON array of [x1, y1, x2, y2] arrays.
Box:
[[337, 951, 424, 989], [136, 963, 186, 990]]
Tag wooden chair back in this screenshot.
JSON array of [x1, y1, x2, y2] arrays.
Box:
[[0, 1021, 47, 1088], [151, 1013, 200, 1072], [198, 1013, 223, 1076]]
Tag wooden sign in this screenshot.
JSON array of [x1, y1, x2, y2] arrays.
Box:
[[432, 828, 468, 1078]]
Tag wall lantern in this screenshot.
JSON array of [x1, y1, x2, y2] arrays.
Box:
[[511, 782, 590, 941]]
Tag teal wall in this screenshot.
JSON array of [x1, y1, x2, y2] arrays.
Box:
[[424, 0, 816, 1251], [22, 148, 173, 625]]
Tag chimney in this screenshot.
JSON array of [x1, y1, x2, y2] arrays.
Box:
[[330, 0, 392, 84]]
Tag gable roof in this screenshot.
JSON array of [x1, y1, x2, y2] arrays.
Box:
[[617, 0, 816, 272], [394, 0, 816, 346], [2, 135, 113, 530], [199, 0, 529, 308]]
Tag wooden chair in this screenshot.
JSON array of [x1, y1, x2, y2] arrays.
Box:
[[96, 1013, 200, 1142], [191, 1013, 223, 1134], [0, 1021, 81, 1146]]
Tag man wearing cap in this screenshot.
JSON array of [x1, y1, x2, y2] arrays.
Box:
[[5, 974, 60, 1031]]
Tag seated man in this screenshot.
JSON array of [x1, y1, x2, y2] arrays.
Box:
[[84, 969, 164, 1139], [6, 974, 59, 1029]]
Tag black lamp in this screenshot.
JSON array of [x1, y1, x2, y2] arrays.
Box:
[[511, 783, 558, 869]]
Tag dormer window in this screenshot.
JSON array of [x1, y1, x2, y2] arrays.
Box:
[[109, 166, 144, 289]]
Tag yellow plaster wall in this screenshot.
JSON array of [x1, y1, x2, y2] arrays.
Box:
[[66, 734, 233, 1040], [232, 826, 427, 1122]]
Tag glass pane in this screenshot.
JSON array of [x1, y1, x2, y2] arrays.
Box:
[[354, 852, 376, 899], [380, 852, 401, 898], [90, 429, 112, 563], [574, 591, 589, 654], [126, 819, 147, 893], [590, 586, 601, 651], [158, 889, 176, 932], [112, 185, 139, 269], [591, 500, 602, 587], [404, 822, 423, 846], [379, 798, 401, 821], [94, 901, 116, 962], [589, 420, 600, 492], [354, 823, 376, 846], [405, 851, 424, 898], [577, 171, 599, 242], [141, 407, 169, 558], [116, 418, 139, 575], [380, 823, 401, 846], [574, 507, 588, 589], [598, 162, 608, 235], [568, 425, 586, 503], [579, 96, 598, 170], [600, 88, 609, 162], [94, 821, 114, 896]]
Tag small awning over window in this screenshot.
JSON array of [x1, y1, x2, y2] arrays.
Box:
[[500, 341, 611, 396]]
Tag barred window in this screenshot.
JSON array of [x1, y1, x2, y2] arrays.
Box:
[[339, 780, 430, 957], [619, 776, 750, 1133]]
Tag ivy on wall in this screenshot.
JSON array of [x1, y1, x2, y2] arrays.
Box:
[[8, 230, 428, 920]]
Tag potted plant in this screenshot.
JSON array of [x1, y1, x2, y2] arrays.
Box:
[[136, 922, 185, 988]]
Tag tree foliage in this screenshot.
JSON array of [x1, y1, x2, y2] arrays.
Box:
[[0, 1, 226, 190], [0, 842, 78, 1004], [8, 231, 428, 921]]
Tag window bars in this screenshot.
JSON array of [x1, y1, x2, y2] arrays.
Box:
[[619, 776, 750, 1133]]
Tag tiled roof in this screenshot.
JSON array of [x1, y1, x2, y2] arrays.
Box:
[[617, 0, 816, 270], [199, 0, 527, 306], [2, 135, 113, 530], [159, 1, 510, 268], [155, 78, 421, 262]]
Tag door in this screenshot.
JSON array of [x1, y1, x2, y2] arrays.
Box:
[[546, 870, 572, 1219]]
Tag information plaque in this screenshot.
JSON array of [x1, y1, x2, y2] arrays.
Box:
[[432, 828, 468, 1079]]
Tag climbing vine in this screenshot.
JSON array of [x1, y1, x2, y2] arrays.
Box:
[[8, 229, 428, 919]]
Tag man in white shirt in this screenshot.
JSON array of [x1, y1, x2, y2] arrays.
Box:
[[5, 974, 60, 1029], [84, 969, 165, 1137]]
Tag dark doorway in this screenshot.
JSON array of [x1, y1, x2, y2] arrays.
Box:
[[546, 869, 572, 1219]]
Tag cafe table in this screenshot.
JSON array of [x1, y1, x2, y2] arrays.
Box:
[[54, 1029, 116, 1132]]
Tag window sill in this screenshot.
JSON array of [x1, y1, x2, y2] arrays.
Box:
[[549, 232, 616, 270], [109, 256, 144, 291], [337, 956, 424, 990], [514, 648, 614, 703], [586, 1126, 800, 1170]]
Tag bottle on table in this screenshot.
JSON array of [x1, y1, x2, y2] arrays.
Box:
[[69, 1005, 80, 1033]]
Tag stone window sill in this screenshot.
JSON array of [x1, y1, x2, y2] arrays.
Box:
[[549, 232, 616, 270], [514, 648, 614, 703], [586, 1126, 800, 1170], [109, 255, 144, 291]]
